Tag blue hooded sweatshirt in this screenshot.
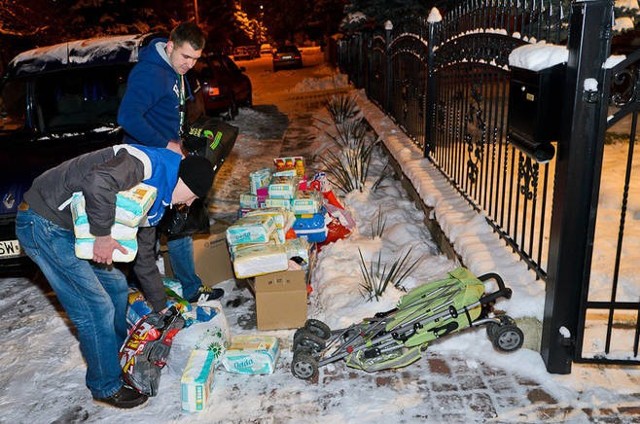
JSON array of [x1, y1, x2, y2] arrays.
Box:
[[118, 38, 189, 147]]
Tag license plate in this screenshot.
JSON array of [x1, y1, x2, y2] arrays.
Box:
[[0, 239, 21, 258], [282, 55, 292, 59]]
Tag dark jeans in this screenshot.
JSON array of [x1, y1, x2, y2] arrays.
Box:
[[15, 209, 128, 399]]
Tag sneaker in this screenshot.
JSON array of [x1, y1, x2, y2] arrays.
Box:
[[93, 385, 148, 409], [188, 285, 224, 303]]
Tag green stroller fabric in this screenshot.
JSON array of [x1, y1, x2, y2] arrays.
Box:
[[345, 267, 486, 372]]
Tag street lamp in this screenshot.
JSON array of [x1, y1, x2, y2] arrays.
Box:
[[194, 0, 200, 25]]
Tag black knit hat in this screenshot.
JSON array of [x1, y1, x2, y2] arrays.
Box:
[[178, 155, 214, 198]]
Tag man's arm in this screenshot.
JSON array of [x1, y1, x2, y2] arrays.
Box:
[[134, 227, 168, 311], [117, 65, 171, 147]]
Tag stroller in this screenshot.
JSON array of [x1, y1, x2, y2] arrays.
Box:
[[290, 267, 524, 380]]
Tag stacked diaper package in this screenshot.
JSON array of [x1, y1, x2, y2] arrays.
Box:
[[71, 183, 157, 262], [228, 156, 328, 280]]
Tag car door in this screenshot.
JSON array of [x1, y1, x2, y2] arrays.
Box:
[[220, 55, 251, 103]]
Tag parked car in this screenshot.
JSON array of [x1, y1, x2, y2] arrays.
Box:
[[272, 45, 303, 72], [233, 45, 259, 61], [192, 52, 252, 120], [0, 34, 208, 275], [260, 43, 273, 55]]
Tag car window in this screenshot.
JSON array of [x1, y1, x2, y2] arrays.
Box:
[[0, 79, 27, 132], [277, 46, 299, 53], [36, 65, 130, 130]]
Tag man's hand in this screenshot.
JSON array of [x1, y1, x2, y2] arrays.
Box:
[[93, 235, 127, 265], [167, 139, 185, 156]]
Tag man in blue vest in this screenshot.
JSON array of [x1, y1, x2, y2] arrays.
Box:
[[118, 22, 220, 304], [15, 145, 214, 408]]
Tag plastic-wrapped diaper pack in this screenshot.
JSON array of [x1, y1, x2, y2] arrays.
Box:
[[226, 215, 276, 245], [221, 335, 280, 375], [231, 244, 289, 279], [70, 183, 157, 262], [75, 237, 138, 262]]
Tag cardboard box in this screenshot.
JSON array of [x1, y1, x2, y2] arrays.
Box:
[[252, 269, 308, 330], [193, 229, 234, 287], [161, 223, 234, 287]]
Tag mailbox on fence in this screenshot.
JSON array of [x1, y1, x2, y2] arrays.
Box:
[[508, 64, 565, 163]]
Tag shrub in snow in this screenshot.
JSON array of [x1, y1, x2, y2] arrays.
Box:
[[358, 247, 421, 301], [326, 94, 360, 123]]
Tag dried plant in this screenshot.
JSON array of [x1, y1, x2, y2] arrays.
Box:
[[325, 94, 359, 124], [358, 247, 422, 301]]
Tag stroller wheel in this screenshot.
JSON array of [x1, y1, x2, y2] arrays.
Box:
[[492, 324, 524, 352], [304, 319, 332, 340], [291, 350, 319, 380], [486, 315, 516, 341], [293, 329, 326, 353]]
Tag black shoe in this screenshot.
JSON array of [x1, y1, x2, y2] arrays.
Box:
[[93, 385, 148, 409], [188, 286, 224, 303]]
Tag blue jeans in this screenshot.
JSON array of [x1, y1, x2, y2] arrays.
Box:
[[167, 236, 202, 301], [15, 209, 129, 399]]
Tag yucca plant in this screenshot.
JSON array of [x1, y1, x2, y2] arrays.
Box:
[[319, 134, 380, 193], [327, 117, 369, 149], [370, 162, 390, 192], [358, 247, 422, 302], [372, 206, 387, 239], [325, 94, 359, 124]]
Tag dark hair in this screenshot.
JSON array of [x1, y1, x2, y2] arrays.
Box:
[[170, 22, 206, 51]]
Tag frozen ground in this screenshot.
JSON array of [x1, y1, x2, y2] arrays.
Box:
[[1, 49, 640, 424]]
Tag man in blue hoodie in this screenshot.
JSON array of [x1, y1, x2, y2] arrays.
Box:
[[118, 22, 218, 304]]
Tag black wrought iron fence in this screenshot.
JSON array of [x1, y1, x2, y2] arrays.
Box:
[[338, 1, 568, 280]]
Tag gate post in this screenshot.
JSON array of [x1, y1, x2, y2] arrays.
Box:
[[425, 9, 441, 158], [384, 20, 393, 113], [541, 0, 613, 374]]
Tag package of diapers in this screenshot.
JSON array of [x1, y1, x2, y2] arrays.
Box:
[[292, 190, 323, 215], [221, 335, 280, 375], [181, 350, 216, 412], [71, 193, 138, 239], [226, 215, 276, 246], [268, 175, 298, 199], [244, 207, 295, 244], [114, 183, 157, 227], [75, 237, 138, 262], [231, 244, 289, 279]]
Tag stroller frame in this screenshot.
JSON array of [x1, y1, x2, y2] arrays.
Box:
[[291, 267, 524, 380]]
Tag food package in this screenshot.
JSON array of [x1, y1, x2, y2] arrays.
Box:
[[231, 243, 289, 279], [180, 350, 217, 412], [292, 190, 323, 215], [74, 237, 138, 262], [226, 215, 276, 246], [221, 335, 280, 375], [273, 156, 305, 177], [268, 175, 297, 199], [249, 168, 272, 195]]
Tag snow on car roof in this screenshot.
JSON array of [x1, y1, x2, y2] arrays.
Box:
[[6, 33, 155, 77]]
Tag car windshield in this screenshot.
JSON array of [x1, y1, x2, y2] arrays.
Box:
[[0, 79, 27, 132], [35, 65, 131, 131]]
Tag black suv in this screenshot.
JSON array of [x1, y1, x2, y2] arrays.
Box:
[[0, 33, 209, 275]]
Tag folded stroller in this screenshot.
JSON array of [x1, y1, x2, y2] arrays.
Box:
[[291, 267, 524, 380]]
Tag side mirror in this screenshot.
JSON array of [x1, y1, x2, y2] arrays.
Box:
[[239, 66, 246, 72]]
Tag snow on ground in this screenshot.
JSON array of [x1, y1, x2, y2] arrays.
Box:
[[1, 49, 640, 423]]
